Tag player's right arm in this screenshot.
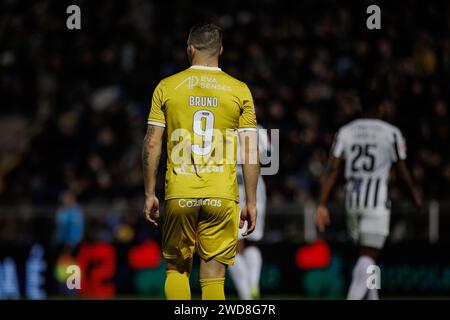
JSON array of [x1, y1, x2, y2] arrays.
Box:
[[142, 125, 165, 226], [316, 156, 343, 231], [391, 130, 422, 209], [316, 130, 345, 232], [143, 81, 166, 227]]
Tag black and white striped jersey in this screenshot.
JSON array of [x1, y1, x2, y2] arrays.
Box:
[[332, 119, 407, 210]]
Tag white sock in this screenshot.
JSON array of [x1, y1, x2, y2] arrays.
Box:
[[229, 253, 252, 300], [366, 287, 379, 300], [243, 246, 262, 295], [346, 256, 375, 300]]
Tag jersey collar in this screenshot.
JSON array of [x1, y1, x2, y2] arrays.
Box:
[[190, 65, 222, 71]]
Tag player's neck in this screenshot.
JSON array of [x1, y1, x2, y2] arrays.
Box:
[[363, 112, 382, 120], [191, 57, 219, 68]]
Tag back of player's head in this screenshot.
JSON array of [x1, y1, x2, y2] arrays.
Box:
[[188, 22, 223, 56], [360, 90, 387, 115]]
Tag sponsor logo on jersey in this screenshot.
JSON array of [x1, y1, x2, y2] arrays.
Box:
[[175, 75, 232, 91], [178, 198, 222, 208], [174, 165, 225, 175], [175, 76, 199, 90]]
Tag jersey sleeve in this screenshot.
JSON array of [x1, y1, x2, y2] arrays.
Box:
[[238, 84, 257, 132], [392, 129, 407, 161], [147, 81, 166, 127], [331, 129, 345, 158]]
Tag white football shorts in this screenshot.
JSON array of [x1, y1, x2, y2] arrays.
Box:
[[346, 206, 390, 249]]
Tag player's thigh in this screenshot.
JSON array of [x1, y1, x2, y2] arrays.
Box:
[[359, 208, 390, 249], [359, 207, 390, 236], [197, 198, 239, 265], [162, 199, 200, 261], [347, 208, 390, 249]]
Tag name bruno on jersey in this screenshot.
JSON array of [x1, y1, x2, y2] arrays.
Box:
[[189, 95, 219, 107]]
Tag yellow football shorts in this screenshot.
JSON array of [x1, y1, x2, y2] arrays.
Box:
[[162, 198, 240, 265]]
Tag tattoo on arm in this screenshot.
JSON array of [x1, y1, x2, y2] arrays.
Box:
[[142, 125, 162, 196], [142, 125, 155, 162]]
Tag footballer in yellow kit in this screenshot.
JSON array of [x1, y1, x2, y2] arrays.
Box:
[[148, 64, 257, 265], [143, 23, 259, 300]]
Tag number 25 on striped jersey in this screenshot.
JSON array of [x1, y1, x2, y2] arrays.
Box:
[[350, 144, 376, 172]]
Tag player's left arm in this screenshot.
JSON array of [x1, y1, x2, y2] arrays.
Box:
[[394, 160, 422, 209], [142, 124, 165, 226]]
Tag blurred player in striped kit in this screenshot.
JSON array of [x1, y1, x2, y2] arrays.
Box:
[[316, 92, 422, 299]]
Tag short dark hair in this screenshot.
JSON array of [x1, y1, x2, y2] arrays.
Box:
[[360, 90, 386, 113], [188, 23, 223, 56]]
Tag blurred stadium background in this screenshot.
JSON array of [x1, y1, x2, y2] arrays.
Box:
[[0, 0, 449, 299]]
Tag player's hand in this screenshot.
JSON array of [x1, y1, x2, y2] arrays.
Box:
[[315, 204, 330, 232], [240, 203, 257, 237], [144, 195, 160, 227], [412, 188, 423, 210]]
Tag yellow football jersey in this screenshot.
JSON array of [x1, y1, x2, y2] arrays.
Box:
[[148, 65, 257, 201]]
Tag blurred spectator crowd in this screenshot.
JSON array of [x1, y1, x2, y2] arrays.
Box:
[[0, 0, 449, 214]]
